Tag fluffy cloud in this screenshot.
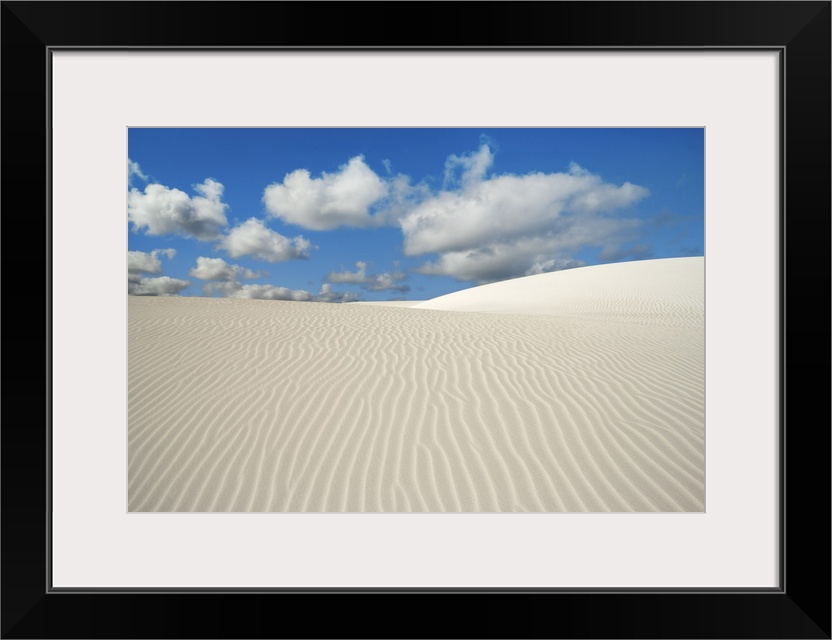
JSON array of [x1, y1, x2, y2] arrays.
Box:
[[220, 283, 316, 301], [327, 260, 369, 284], [368, 272, 410, 293], [189, 256, 264, 281], [217, 218, 312, 263], [400, 147, 649, 257], [443, 143, 493, 189], [204, 281, 358, 303], [128, 179, 229, 240], [128, 248, 176, 275], [414, 225, 639, 284], [128, 248, 187, 296], [128, 251, 159, 275], [263, 156, 388, 230], [316, 283, 361, 303], [325, 261, 409, 293], [259, 143, 649, 283], [396, 144, 650, 282], [129, 276, 190, 296]]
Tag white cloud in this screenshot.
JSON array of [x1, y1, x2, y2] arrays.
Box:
[[128, 276, 190, 296], [316, 283, 361, 303], [415, 243, 536, 284], [128, 249, 176, 275], [263, 155, 388, 230], [128, 158, 148, 184], [217, 218, 312, 263], [394, 144, 651, 282], [443, 143, 494, 189], [128, 249, 183, 295], [367, 272, 409, 293], [128, 179, 229, 240], [171, 140, 649, 288], [128, 250, 162, 275], [415, 225, 639, 283], [189, 256, 264, 281], [326, 261, 368, 284], [379, 174, 430, 226], [325, 261, 409, 292], [400, 148, 649, 257], [203, 281, 359, 303], [225, 284, 316, 301]]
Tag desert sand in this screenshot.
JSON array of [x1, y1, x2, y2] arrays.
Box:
[[128, 257, 704, 512]]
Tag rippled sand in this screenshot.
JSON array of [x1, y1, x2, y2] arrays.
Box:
[[128, 257, 704, 512]]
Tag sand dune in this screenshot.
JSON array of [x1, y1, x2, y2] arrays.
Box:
[[128, 257, 704, 512], [413, 257, 703, 327]]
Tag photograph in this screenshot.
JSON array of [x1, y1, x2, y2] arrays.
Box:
[[127, 127, 705, 513]]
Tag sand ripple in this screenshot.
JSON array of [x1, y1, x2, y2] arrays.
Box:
[[129, 260, 704, 512]]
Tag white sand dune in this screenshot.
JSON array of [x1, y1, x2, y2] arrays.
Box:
[[413, 257, 703, 328], [128, 257, 704, 512]]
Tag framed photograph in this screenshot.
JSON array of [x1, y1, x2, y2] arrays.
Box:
[[3, 2, 829, 638]]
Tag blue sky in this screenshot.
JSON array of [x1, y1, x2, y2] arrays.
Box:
[[127, 128, 703, 302]]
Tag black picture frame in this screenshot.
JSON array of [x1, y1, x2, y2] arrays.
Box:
[[2, 2, 829, 638]]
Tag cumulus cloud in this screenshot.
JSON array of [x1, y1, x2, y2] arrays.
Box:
[[395, 144, 650, 282], [203, 281, 358, 303], [189, 256, 264, 281], [380, 174, 430, 226], [128, 248, 176, 275], [416, 241, 551, 284], [400, 148, 648, 258], [414, 222, 640, 284], [443, 143, 494, 189], [127, 248, 186, 295], [129, 276, 190, 296], [368, 272, 410, 293], [128, 179, 229, 240], [316, 283, 361, 303], [217, 218, 312, 263], [257, 141, 652, 285], [263, 156, 388, 230], [221, 283, 316, 301], [325, 261, 409, 293], [129, 251, 160, 275], [327, 260, 369, 284]]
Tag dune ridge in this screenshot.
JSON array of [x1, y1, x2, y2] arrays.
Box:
[[413, 256, 703, 328], [128, 258, 704, 512]]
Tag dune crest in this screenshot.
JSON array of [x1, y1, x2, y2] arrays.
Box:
[[128, 258, 704, 512], [413, 256, 703, 328]]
